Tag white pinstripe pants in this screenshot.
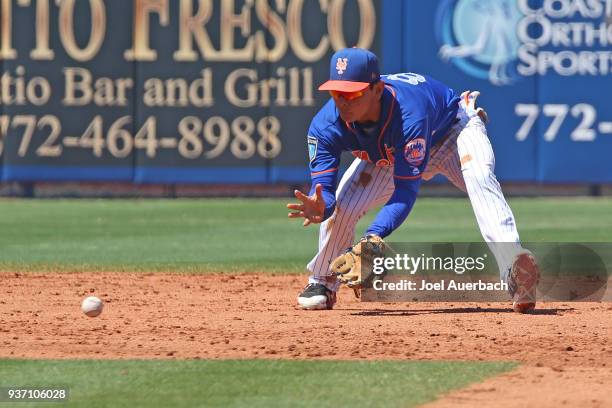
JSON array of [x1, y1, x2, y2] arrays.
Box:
[[307, 112, 522, 290]]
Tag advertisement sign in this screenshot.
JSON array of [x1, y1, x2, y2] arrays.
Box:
[[424, 0, 612, 182], [1, 0, 611, 184], [0, 0, 380, 183]]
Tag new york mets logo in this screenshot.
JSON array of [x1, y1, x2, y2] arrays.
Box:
[[404, 138, 426, 166], [336, 58, 348, 74]]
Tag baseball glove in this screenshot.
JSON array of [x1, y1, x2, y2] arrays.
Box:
[[331, 234, 388, 297]]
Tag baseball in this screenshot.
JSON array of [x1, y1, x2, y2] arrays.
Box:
[[81, 296, 104, 317]]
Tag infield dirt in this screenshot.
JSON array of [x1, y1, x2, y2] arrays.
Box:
[[1, 272, 611, 407]]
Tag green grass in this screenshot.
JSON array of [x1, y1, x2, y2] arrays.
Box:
[[0, 197, 610, 273], [0, 359, 516, 408], [0, 198, 598, 406]]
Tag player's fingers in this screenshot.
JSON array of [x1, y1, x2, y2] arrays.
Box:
[[286, 203, 304, 211], [288, 211, 305, 218], [294, 189, 309, 202], [303, 215, 322, 226]]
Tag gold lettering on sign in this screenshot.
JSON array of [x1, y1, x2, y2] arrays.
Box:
[[31, 0, 54, 59], [143, 69, 213, 107], [63, 67, 133, 107], [218, 0, 254, 60], [0, 0, 17, 59], [287, 66, 299, 105], [0, 0, 378, 63], [175, 0, 257, 61], [59, 0, 106, 61], [287, 0, 328, 62], [0, 70, 15, 104], [0, 66, 52, 105], [301, 66, 313, 105], [63, 67, 92, 105], [225, 66, 313, 108], [28, 75, 52, 105], [328, 0, 375, 49], [125, 0, 169, 61], [189, 68, 214, 107], [173, 0, 214, 61], [254, 0, 287, 62], [13, 65, 26, 105], [225, 68, 258, 107]]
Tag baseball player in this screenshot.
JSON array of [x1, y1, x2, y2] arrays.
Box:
[[287, 48, 539, 313]]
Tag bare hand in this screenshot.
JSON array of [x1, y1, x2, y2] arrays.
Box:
[[286, 184, 326, 227]]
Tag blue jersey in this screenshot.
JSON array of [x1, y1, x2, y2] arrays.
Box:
[[307, 73, 460, 238]]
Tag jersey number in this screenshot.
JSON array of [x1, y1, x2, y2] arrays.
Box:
[[386, 73, 426, 86]]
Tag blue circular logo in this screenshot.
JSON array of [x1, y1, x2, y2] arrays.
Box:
[[436, 0, 523, 85], [404, 138, 426, 166]]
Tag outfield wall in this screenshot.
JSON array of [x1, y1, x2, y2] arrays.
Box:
[[0, 0, 610, 184]]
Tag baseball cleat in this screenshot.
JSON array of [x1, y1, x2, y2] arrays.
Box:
[[297, 283, 337, 310], [510, 251, 540, 313]]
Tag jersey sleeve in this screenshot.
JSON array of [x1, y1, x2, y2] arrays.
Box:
[[365, 119, 429, 238], [308, 126, 342, 220], [393, 118, 430, 180]]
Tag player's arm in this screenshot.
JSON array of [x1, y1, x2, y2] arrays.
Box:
[[365, 173, 421, 238], [365, 126, 428, 238], [287, 132, 341, 226]]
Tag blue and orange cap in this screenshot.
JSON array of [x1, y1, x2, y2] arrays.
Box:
[[318, 48, 381, 93]]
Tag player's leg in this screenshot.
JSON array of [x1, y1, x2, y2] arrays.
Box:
[[435, 116, 539, 312], [454, 118, 522, 274], [298, 159, 394, 309]]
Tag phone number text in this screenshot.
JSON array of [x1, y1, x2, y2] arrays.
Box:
[[0, 115, 282, 160]]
